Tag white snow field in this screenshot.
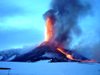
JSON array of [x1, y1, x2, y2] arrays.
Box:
[[0, 61, 100, 75]]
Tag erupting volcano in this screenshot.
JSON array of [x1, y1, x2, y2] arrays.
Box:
[[3, 0, 96, 62]]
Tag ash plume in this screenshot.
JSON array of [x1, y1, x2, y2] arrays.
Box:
[[44, 0, 91, 49]]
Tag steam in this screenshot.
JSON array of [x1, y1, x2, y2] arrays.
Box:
[[44, 0, 90, 48]]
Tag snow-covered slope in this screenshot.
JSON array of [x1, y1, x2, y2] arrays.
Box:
[[0, 61, 100, 75], [0, 46, 36, 61]]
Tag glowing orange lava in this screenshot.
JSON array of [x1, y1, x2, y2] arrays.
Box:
[[45, 17, 54, 42], [57, 48, 74, 60]]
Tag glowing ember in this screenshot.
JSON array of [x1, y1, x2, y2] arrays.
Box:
[[57, 48, 74, 60], [45, 17, 54, 42]]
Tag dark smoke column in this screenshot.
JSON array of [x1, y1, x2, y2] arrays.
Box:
[[44, 0, 91, 49]]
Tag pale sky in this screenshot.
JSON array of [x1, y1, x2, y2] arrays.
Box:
[[0, 0, 51, 50]]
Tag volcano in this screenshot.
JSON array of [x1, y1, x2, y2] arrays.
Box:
[[10, 16, 95, 62], [10, 43, 93, 62], [1, 0, 96, 62]]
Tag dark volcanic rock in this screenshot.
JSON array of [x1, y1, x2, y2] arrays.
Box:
[[10, 44, 89, 62]]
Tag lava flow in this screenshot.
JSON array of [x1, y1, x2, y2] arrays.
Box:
[[57, 48, 74, 60]]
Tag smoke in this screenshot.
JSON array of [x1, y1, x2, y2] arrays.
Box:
[[74, 41, 100, 62], [44, 0, 91, 48]]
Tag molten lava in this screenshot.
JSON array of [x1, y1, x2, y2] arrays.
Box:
[[45, 17, 54, 42], [57, 48, 74, 60]]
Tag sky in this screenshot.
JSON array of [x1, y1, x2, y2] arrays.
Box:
[[0, 0, 100, 51], [0, 0, 51, 50]]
